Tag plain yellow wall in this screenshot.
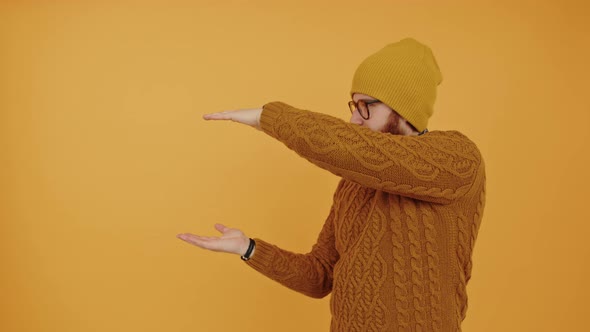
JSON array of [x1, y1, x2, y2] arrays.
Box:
[[1, 1, 589, 331]]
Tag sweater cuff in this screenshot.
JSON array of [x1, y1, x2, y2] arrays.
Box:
[[244, 238, 275, 271], [260, 101, 288, 139]]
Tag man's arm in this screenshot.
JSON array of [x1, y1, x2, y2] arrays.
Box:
[[245, 202, 339, 298], [257, 102, 483, 204], [202, 102, 482, 204]]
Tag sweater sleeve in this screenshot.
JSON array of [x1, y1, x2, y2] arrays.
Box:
[[244, 182, 342, 299], [260, 101, 482, 204]]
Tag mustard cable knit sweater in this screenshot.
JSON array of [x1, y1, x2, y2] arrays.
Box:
[[245, 102, 486, 332]]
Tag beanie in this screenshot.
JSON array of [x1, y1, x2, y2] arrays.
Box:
[[350, 38, 443, 132]]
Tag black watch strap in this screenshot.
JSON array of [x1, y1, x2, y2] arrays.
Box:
[[240, 238, 256, 261]]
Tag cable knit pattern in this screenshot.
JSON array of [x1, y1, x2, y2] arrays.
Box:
[[422, 206, 443, 332], [455, 213, 470, 330], [245, 102, 486, 331], [389, 196, 411, 331], [403, 199, 427, 330]]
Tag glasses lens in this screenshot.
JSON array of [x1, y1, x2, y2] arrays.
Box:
[[357, 100, 369, 119], [348, 101, 356, 114]]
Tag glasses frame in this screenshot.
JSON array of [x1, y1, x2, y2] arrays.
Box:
[[348, 99, 382, 120]]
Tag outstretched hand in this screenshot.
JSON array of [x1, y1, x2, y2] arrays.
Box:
[[177, 224, 251, 256], [203, 108, 263, 130]]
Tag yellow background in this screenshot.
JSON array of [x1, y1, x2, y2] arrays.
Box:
[[1, 1, 589, 331]]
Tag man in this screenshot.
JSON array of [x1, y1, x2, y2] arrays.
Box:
[[177, 38, 486, 331]]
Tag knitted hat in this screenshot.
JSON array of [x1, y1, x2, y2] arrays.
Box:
[[350, 38, 443, 132]]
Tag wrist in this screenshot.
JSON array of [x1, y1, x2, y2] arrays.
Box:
[[239, 237, 250, 255]]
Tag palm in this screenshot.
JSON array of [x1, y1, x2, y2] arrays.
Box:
[[177, 224, 249, 256]]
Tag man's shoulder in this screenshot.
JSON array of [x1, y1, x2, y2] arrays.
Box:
[[424, 130, 479, 148], [422, 130, 483, 165], [426, 129, 471, 139]]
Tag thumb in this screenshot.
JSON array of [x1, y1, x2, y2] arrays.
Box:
[[214, 223, 230, 234]]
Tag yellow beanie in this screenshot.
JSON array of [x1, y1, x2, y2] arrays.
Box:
[[351, 38, 443, 132]]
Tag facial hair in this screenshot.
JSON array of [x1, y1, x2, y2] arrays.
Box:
[[381, 111, 403, 135], [381, 111, 419, 136]]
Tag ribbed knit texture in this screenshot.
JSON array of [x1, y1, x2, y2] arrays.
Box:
[[247, 102, 486, 332], [351, 38, 443, 132]]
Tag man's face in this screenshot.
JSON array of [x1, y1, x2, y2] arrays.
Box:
[[350, 93, 417, 136]]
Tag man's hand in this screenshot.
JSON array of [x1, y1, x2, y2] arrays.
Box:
[[177, 224, 251, 256], [203, 108, 263, 130]]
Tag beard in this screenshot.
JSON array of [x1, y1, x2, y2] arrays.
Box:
[[381, 111, 403, 135], [381, 111, 418, 136]]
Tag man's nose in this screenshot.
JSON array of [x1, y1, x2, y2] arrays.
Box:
[[350, 110, 364, 125]]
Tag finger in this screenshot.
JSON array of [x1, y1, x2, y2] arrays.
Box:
[[177, 234, 220, 250], [178, 233, 218, 242], [203, 112, 232, 120]]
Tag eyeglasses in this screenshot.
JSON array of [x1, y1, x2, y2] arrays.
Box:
[[348, 99, 382, 120]]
